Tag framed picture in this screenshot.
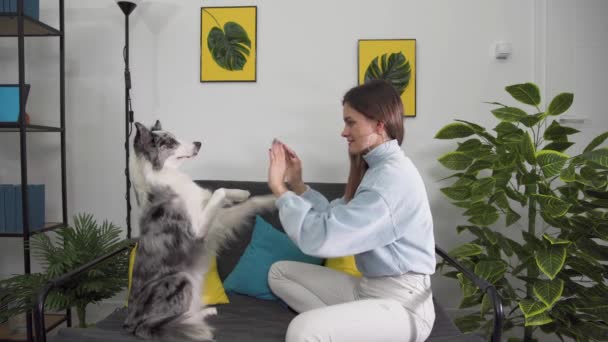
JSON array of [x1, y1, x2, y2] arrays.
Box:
[[358, 39, 416, 117], [200, 6, 257, 82]]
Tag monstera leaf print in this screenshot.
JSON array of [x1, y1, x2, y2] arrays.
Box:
[[364, 52, 411, 95], [207, 21, 251, 71]]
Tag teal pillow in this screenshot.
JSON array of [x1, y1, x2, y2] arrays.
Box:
[[223, 215, 323, 300]]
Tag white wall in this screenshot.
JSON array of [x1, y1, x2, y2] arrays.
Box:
[[0, 0, 605, 315]]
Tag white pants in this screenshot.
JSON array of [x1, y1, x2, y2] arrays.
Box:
[[268, 261, 435, 342]]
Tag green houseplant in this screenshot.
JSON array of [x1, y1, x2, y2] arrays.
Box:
[[0, 214, 130, 328], [434, 82, 607, 341]]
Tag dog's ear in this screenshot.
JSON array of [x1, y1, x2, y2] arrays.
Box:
[[151, 120, 162, 131], [134, 122, 152, 144]]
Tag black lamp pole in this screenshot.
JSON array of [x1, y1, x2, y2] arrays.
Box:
[[117, 1, 137, 239]]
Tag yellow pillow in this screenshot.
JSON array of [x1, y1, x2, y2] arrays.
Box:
[[202, 257, 230, 304], [324, 255, 362, 277], [126, 244, 229, 305]]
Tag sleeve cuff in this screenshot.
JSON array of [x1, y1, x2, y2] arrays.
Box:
[[276, 190, 297, 209]]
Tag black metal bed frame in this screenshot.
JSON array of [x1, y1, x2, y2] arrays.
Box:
[[32, 242, 503, 342]]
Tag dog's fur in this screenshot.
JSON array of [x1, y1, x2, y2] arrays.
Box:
[[124, 120, 275, 341]]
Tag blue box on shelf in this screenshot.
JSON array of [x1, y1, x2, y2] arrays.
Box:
[[1, 185, 16, 233], [1, 0, 39, 20], [0, 185, 7, 233], [0, 184, 45, 233]]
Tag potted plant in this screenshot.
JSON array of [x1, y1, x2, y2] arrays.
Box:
[[0, 213, 130, 328], [434, 82, 607, 341]]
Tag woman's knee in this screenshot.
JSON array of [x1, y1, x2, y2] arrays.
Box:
[[268, 260, 290, 291], [285, 312, 323, 342]]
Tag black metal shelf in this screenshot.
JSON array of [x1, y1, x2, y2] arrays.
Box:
[[0, 124, 62, 132], [0, 1, 70, 341], [0, 14, 61, 37], [0, 223, 64, 237]]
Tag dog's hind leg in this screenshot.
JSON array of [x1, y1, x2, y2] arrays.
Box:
[[125, 273, 194, 338]]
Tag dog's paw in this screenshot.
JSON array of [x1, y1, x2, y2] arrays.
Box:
[[249, 194, 277, 211], [228, 189, 251, 203], [201, 307, 217, 318]]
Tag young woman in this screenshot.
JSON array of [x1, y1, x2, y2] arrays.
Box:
[[267, 80, 436, 342]]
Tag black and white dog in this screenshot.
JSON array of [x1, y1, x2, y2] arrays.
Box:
[[125, 120, 275, 341]]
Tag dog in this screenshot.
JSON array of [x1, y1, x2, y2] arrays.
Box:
[[124, 120, 276, 341]]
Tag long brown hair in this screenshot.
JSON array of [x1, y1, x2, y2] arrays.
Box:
[[342, 80, 405, 201], [342, 79, 404, 144]]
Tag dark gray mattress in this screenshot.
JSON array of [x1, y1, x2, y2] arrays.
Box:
[[50, 294, 482, 342]]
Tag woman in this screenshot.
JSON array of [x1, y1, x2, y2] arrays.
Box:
[[267, 80, 436, 342]]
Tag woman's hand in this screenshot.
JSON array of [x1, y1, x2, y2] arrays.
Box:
[[280, 142, 307, 195], [268, 139, 288, 197]]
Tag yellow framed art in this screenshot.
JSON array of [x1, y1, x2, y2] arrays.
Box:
[[200, 6, 257, 82], [358, 39, 416, 117]]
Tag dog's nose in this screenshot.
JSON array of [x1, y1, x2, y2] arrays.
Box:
[[194, 141, 202, 150]]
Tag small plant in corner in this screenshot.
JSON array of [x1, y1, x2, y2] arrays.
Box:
[[0, 213, 130, 328]]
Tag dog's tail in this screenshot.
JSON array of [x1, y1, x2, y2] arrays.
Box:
[[156, 308, 217, 342], [205, 194, 276, 254]]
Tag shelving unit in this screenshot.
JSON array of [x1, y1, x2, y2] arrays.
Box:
[[0, 0, 70, 341]]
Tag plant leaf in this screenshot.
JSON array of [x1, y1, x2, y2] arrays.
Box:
[[506, 208, 521, 227], [525, 311, 553, 326], [576, 302, 608, 323], [519, 112, 545, 127], [465, 203, 500, 226], [440, 186, 471, 201], [491, 107, 528, 123], [480, 293, 492, 317], [456, 138, 483, 152], [435, 123, 476, 139], [544, 121, 580, 141], [505, 83, 541, 106], [438, 152, 474, 170], [474, 260, 507, 284], [579, 148, 608, 168], [471, 177, 496, 198], [207, 22, 252, 71], [519, 298, 549, 317], [506, 186, 527, 207], [566, 256, 605, 283], [533, 194, 571, 217], [494, 122, 520, 135], [542, 234, 571, 246], [454, 119, 486, 133], [535, 150, 569, 177], [456, 273, 479, 298], [522, 132, 536, 164], [583, 131, 608, 153], [489, 190, 509, 209], [543, 141, 575, 153], [459, 293, 482, 309], [547, 93, 574, 116], [454, 313, 483, 333], [448, 243, 484, 258], [535, 244, 567, 280], [533, 279, 564, 307], [467, 160, 494, 174], [559, 162, 576, 182], [364, 52, 411, 95]]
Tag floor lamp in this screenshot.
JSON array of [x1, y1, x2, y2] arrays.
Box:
[[116, 0, 139, 240]]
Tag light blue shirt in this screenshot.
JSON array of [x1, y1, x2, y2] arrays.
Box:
[[276, 140, 436, 277]]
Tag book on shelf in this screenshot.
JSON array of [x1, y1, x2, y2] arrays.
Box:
[[0, 184, 45, 233]]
